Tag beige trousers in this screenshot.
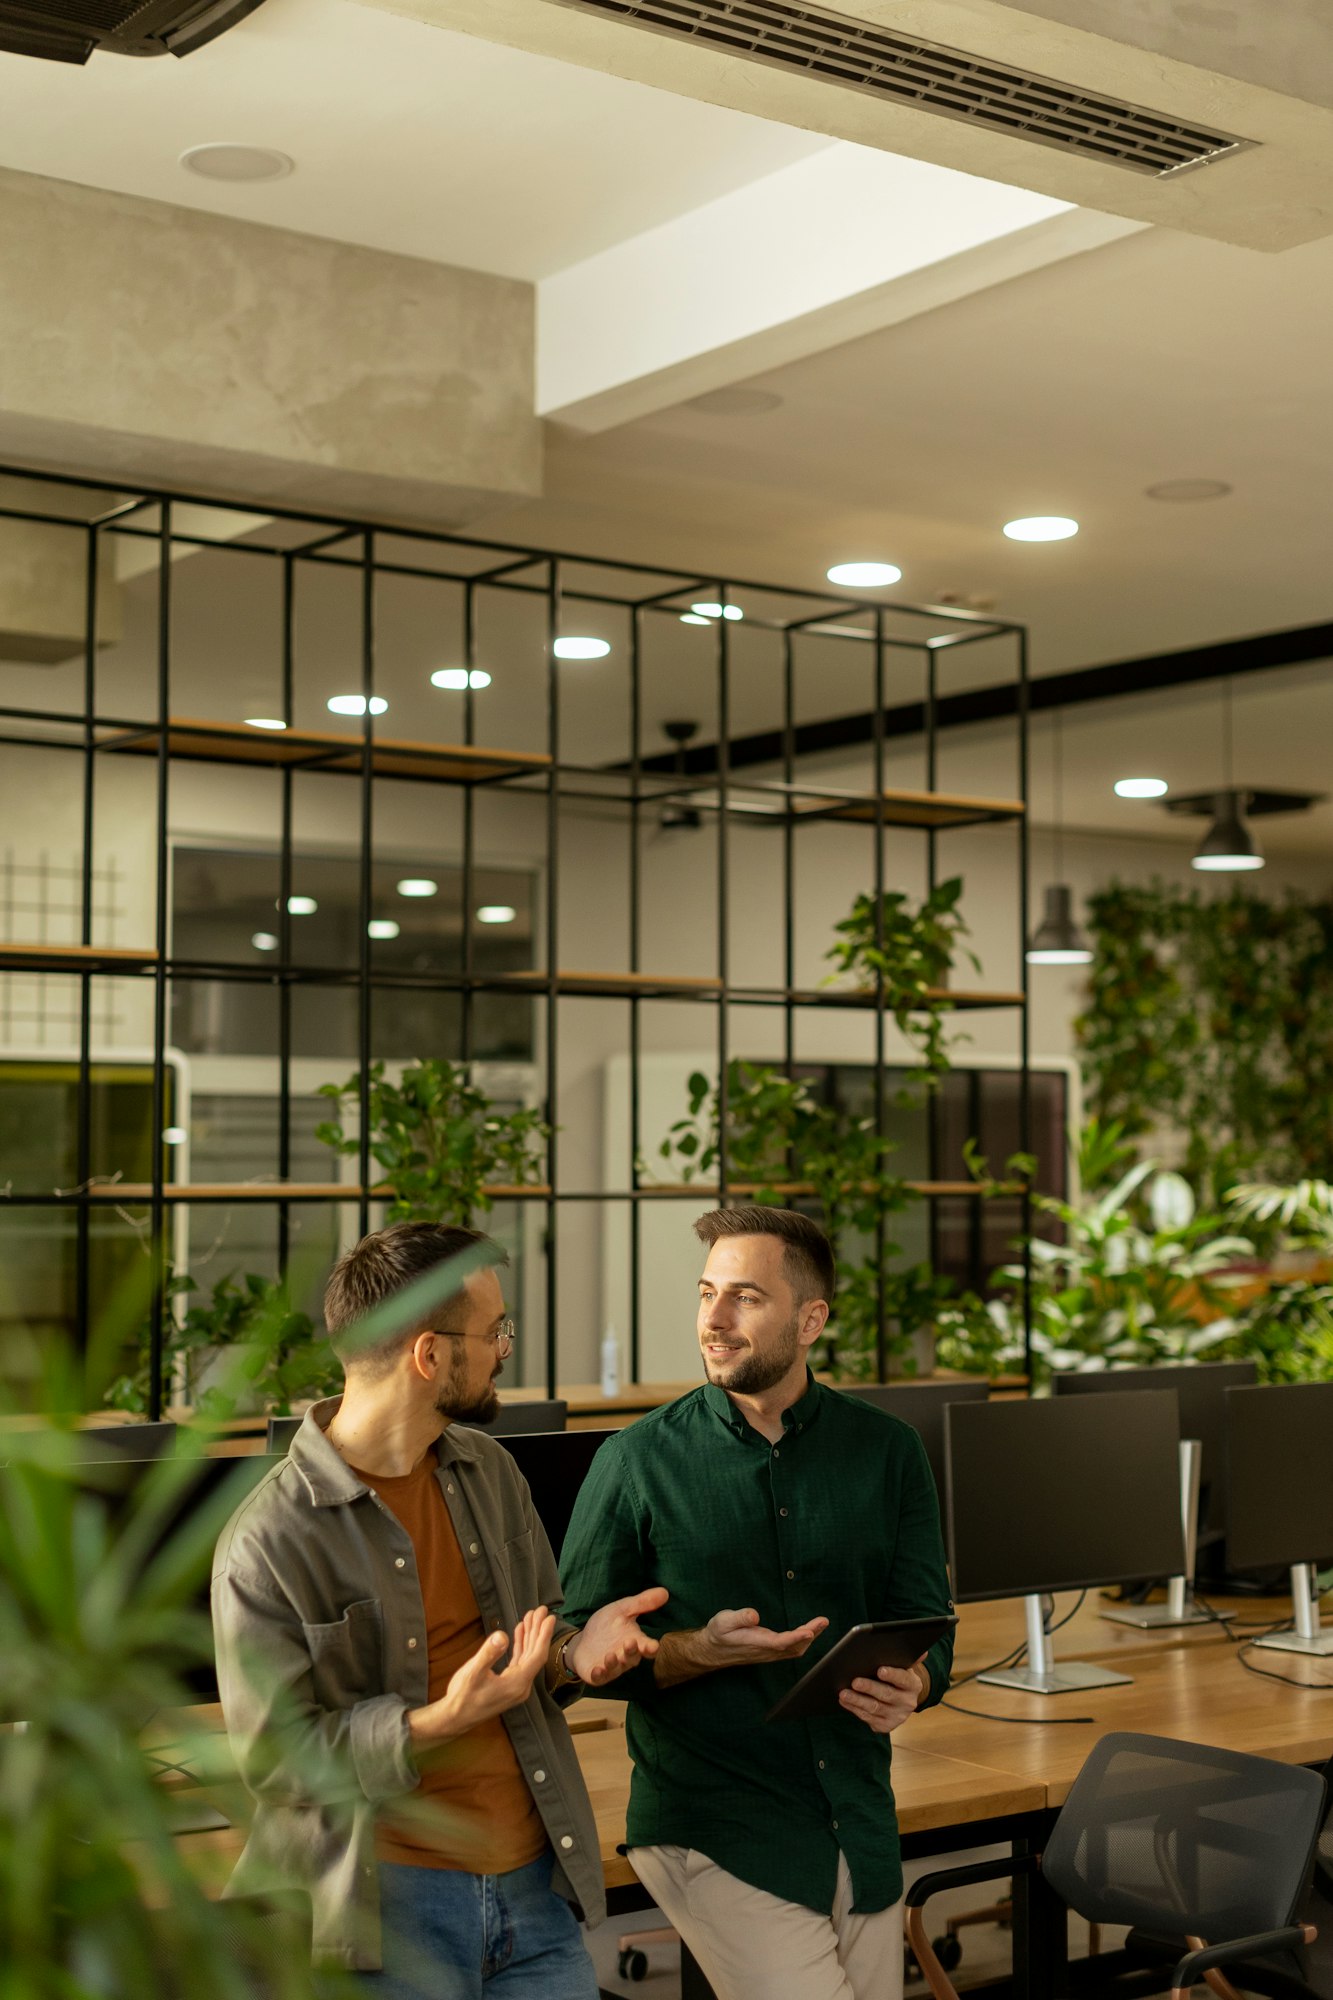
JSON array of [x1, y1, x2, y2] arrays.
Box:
[[628, 1844, 905, 2000]]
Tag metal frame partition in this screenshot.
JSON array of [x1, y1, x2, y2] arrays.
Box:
[[0, 465, 1032, 1412]]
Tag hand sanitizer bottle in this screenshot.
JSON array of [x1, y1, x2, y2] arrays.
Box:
[[600, 1323, 620, 1398]]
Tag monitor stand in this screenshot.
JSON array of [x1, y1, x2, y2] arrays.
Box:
[[977, 1593, 1133, 1694], [1254, 1563, 1333, 1657], [1103, 1439, 1211, 1629]]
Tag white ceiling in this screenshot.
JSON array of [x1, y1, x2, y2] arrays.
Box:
[[0, 0, 828, 279]]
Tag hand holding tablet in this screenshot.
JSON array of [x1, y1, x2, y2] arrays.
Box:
[[764, 1614, 957, 1724]]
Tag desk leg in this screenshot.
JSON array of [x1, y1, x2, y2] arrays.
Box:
[[681, 1942, 718, 1999], [1011, 1830, 1066, 2000]]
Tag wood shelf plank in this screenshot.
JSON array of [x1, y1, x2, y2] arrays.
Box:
[[0, 942, 159, 973], [55, 1181, 551, 1204], [100, 718, 550, 786], [771, 986, 1027, 1011], [800, 786, 1025, 830], [497, 969, 724, 997]]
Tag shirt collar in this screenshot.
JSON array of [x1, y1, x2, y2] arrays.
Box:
[[291, 1396, 484, 1506], [702, 1368, 824, 1441]]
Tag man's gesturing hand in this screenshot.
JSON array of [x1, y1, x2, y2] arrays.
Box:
[[838, 1658, 928, 1735], [409, 1606, 556, 1752], [653, 1607, 830, 1688], [563, 1587, 670, 1687]]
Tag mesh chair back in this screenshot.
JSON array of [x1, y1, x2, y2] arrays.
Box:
[[1043, 1733, 1327, 1940]]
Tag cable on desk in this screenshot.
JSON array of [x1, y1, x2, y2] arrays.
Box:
[[938, 1697, 1095, 1725], [1235, 1634, 1333, 1691]]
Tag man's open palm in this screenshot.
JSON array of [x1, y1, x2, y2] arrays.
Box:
[[566, 1586, 670, 1686], [705, 1607, 829, 1664]]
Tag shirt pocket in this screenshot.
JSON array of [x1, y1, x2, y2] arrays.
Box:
[[498, 1526, 539, 1610], [301, 1596, 384, 1709]]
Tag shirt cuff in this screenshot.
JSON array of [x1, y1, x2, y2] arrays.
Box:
[[349, 1693, 418, 1801]]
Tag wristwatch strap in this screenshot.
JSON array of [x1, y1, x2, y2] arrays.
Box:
[[554, 1631, 583, 1686]]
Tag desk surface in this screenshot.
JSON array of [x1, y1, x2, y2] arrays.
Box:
[[952, 1589, 1292, 1675]]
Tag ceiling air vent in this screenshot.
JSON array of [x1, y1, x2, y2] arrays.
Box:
[[552, 0, 1250, 177], [0, 0, 267, 61]]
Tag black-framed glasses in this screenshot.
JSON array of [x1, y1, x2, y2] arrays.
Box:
[[437, 1318, 515, 1359]]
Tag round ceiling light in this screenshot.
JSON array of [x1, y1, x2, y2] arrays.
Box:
[[1003, 517, 1079, 542], [180, 144, 295, 183], [1114, 778, 1169, 799], [686, 387, 784, 417], [286, 895, 318, 916], [690, 602, 743, 622], [1145, 479, 1232, 503], [553, 637, 611, 660], [396, 878, 438, 899], [827, 561, 903, 589], [327, 694, 388, 716], [477, 905, 517, 925], [162, 1126, 188, 1146], [251, 931, 279, 952], [368, 919, 400, 940], [431, 668, 491, 690], [245, 716, 287, 731], [680, 613, 712, 627]]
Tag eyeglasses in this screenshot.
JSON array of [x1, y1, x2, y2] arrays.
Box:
[[436, 1318, 516, 1359]]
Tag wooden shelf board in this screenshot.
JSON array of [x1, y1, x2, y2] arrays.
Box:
[[61, 1181, 551, 1204], [799, 786, 1025, 830], [775, 986, 1027, 1011], [100, 718, 550, 786], [0, 942, 158, 973], [497, 970, 723, 997], [641, 1180, 1007, 1199]]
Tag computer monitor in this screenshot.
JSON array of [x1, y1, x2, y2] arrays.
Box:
[[840, 1381, 989, 1512], [944, 1390, 1185, 1693], [496, 1429, 616, 1560], [1226, 1382, 1333, 1658], [1053, 1360, 1257, 1541], [466, 1399, 569, 1438], [76, 1421, 179, 1460]]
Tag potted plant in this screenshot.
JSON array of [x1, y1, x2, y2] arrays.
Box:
[[315, 1059, 550, 1224], [107, 1271, 340, 1420], [823, 877, 980, 1078]]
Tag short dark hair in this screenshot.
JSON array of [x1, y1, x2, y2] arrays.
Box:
[[324, 1221, 507, 1379], [692, 1205, 835, 1307]]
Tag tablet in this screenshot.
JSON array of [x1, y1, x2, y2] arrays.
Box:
[[764, 1615, 957, 1724]]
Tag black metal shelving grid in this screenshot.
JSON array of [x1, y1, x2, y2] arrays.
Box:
[[0, 464, 1032, 1410]]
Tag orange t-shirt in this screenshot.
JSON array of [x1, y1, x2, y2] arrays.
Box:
[[354, 1448, 547, 1874]]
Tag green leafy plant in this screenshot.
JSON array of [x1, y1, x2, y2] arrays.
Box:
[[823, 877, 980, 1077], [316, 1058, 550, 1224], [107, 1271, 340, 1419]]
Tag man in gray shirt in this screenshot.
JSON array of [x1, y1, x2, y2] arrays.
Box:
[[213, 1221, 665, 1997]]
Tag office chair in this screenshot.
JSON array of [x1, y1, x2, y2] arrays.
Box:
[[464, 1399, 568, 1436], [907, 1734, 1326, 2000]]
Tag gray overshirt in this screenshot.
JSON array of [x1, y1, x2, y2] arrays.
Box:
[[211, 1399, 606, 1968]]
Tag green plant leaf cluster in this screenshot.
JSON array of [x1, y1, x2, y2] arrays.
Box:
[[315, 1059, 550, 1225], [106, 1271, 340, 1419], [823, 877, 980, 1077], [1075, 882, 1333, 1194]]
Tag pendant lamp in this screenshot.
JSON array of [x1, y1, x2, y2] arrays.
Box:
[[1027, 710, 1092, 965], [1191, 682, 1264, 872]]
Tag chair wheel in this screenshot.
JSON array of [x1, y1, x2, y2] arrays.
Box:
[[933, 1935, 964, 1971], [617, 1948, 649, 1981]]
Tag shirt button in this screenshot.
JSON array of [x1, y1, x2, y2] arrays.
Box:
[[786, 1570, 795, 1580], [469, 1542, 480, 1555], [560, 1836, 574, 1851], [772, 1448, 780, 1458], [395, 1558, 406, 1569], [832, 1820, 839, 1832], [534, 1769, 546, 1784], [818, 1760, 826, 1771], [446, 1484, 455, 1495], [779, 1507, 789, 1518], [407, 1637, 418, 1650]]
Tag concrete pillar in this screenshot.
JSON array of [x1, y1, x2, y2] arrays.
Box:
[[0, 167, 540, 527]]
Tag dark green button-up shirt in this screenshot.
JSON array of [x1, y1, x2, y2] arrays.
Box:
[[560, 1374, 954, 1916]]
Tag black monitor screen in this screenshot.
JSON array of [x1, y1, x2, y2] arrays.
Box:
[[496, 1430, 616, 1560], [1053, 1361, 1257, 1538], [1225, 1382, 1333, 1573], [944, 1391, 1185, 1602], [840, 1382, 989, 1509]]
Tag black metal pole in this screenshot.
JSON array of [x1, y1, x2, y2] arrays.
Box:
[[75, 523, 98, 1357], [925, 643, 941, 1268], [544, 562, 561, 1399], [148, 501, 172, 1420], [872, 611, 888, 1384], [1018, 627, 1033, 1383], [628, 602, 643, 1384], [357, 532, 375, 1238], [461, 580, 477, 1070], [277, 552, 295, 1278], [782, 627, 796, 1092], [716, 591, 731, 1207]]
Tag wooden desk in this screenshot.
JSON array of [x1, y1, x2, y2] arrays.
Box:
[[953, 1589, 1292, 1677]]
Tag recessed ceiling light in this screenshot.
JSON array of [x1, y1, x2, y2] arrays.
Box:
[[431, 668, 491, 690], [251, 931, 279, 952], [690, 603, 744, 622], [245, 716, 287, 731], [1114, 778, 1169, 799], [1004, 516, 1079, 542], [477, 905, 517, 925], [680, 613, 712, 626], [827, 562, 902, 588], [286, 895, 318, 916], [368, 919, 400, 940], [553, 637, 611, 660], [1145, 479, 1232, 503], [327, 694, 388, 716], [396, 878, 438, 899], [686, 386, 783, 416], [162, 1126, 188, 1146], [180, 144, 295, 183]]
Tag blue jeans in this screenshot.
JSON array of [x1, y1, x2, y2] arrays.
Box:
[[359, 1852, 599, 2000]]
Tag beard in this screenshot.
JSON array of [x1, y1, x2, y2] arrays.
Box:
[[436, 1343, 502, 1425], [702, 1311, 802, 1396]]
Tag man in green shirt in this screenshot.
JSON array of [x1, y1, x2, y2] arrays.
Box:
[[559, 1205, 955, 2000]]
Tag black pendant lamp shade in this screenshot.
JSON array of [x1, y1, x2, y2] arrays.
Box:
[[1191, 788, 1264, 872], [1027, 882, 1092, 964]]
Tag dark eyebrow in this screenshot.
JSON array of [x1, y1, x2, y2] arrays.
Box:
[[700, 1278, 769, 1296]]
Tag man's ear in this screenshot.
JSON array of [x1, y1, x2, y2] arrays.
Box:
[[409, 1331, 441, 1382], [799, 1299, 830, 1348]]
